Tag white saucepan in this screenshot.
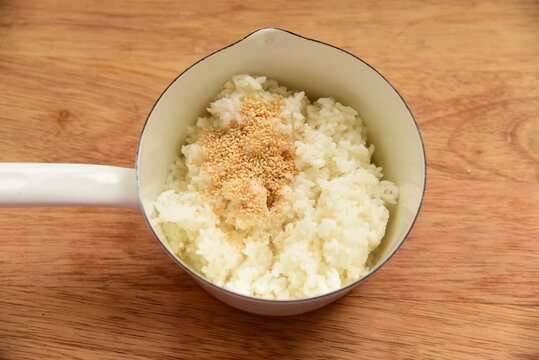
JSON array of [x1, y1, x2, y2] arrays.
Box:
[[0, 28, 426, 316]]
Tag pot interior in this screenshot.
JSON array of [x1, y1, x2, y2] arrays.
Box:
[[136, 28, 425, 289]]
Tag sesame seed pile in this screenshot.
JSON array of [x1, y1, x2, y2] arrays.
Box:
[[200, 94, 297, 222]]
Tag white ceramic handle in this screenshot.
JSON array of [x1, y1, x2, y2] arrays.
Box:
[[0, 163, 139, 209]]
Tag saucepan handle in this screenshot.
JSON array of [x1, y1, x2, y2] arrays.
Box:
[[0, 163, 139, 209]]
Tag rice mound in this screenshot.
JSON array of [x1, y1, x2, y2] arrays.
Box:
[[153, 74, 398, 300]]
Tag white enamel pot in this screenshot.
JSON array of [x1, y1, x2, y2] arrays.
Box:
[[0, 28, 425, 316]]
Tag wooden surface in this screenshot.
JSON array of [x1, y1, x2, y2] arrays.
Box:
[[1, 0, 538, 359]]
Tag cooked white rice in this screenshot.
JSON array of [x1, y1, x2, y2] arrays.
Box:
[[153, 74, 398, 299]]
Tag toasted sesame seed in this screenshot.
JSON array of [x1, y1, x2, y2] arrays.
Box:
[[199, 94, 297, 222]]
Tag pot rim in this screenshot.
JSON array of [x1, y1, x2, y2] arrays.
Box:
[[135, 27, 426, 304]]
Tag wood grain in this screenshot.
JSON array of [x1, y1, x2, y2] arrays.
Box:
[[1, 0, 538, 359]]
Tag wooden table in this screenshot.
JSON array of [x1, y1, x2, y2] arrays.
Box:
[[1, 1, 537, 358]]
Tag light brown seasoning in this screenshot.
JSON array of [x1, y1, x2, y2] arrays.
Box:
[[200, 94, 297, 222]]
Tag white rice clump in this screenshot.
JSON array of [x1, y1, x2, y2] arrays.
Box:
[[153, 74, 398, 300]]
